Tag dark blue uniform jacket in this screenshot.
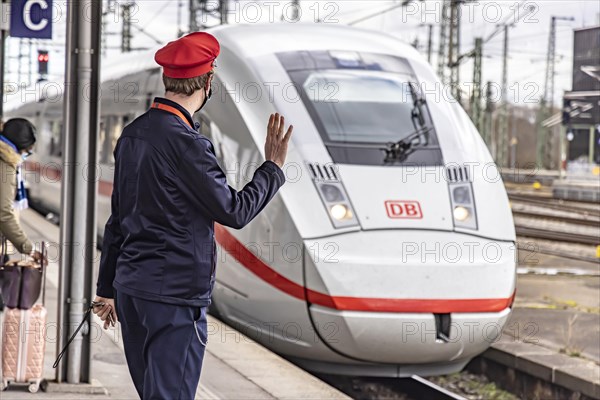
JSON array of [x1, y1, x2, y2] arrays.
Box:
[[96, 97, 285, 306]]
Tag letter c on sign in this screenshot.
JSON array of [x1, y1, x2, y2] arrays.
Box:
[[24, 0, 49, 31]]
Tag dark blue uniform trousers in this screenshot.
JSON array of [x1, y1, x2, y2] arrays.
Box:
[[115, 291, 208, 400]]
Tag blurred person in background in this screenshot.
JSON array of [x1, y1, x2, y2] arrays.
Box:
[[0, 118, 45, 313], [0, 118, 44, 264]]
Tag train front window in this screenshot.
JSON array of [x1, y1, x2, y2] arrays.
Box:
[[302, 70, 418, 144], [278, 50, 443, 166]]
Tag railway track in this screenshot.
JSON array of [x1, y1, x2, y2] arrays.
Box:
[[507, 192, 600, 216], [511, 210, 600, 227], [316, 374, 470, 400], [515, 226, 599, 246], [507, 192, 600, 248], [397, 376, 469, 400]]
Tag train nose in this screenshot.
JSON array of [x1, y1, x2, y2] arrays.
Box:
[[309, 305, 511, 365], [303, 230, 516, 364]]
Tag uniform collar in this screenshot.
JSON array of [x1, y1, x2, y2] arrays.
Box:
[[153, 97, 196, 129]]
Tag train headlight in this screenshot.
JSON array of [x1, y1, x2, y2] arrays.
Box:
[[453, 206, 470, 221], [314, 179, 359, 229], [449, 183, 477, 230], [330, 204, 352, 220]]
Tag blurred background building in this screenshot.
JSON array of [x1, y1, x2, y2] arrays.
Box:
[[563, 25, 600, 171]]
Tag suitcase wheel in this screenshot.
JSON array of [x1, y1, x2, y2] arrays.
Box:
[[28, 382, 39, 393]]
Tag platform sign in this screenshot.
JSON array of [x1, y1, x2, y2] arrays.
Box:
[[10, 0, 52, 39]]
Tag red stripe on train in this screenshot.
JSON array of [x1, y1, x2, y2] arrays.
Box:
[[24, 161, 113, 197], [214, 224, 515, 313]]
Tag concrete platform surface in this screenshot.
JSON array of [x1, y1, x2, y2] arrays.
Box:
[[512, 272, 600, 363], [484, 336, 600, 399], [0, 209, 350, 399]]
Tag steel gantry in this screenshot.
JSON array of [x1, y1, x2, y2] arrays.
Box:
[[537, 15, 575, 168], [189, 0, 229, 32]]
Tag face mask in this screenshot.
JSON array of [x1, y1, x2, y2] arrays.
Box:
[[21, 151, 32, 161], [195, 86, 212, 113]]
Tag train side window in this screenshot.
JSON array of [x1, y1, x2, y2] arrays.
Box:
[[99, 116, 124, 165], [98, 119, 107, 163], [111, 117, 123, 156], [50, 120, 62, 157], [198, 114, 211, 139]]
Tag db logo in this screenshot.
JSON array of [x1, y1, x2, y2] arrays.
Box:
[[385, 200, 423, 219]]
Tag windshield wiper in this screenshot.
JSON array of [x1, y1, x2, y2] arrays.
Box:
[[408, 82, 427, 130], [319, 82, 433, 163], [381, 126, 434, 163], [379, 83, 432, 163]]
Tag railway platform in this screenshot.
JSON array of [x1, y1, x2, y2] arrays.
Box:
[[502, 167, 600, 203], [0, 209, 350, 400], [502, 167, 600, 185], [473, 252, 600, 399], [502, 168, 562, 185]]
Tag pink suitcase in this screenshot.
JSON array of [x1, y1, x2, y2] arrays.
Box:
[[1, 304, 48, 392], [1, 243, 48, 393]]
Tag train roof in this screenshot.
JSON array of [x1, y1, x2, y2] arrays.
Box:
[[102, 48, 159, 82], [211, 23, 420, 60], [106, 24, 420, 82]]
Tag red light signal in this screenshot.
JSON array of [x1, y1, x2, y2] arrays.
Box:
[[37, 50, 49, 76]]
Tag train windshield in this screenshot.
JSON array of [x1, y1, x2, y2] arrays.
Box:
[[278, 51, 443, 166], [302, 70, 419, 143]]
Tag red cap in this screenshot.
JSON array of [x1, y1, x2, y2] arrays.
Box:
[[154, 32, 220, 79]]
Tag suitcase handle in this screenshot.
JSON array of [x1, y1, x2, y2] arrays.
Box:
[[41, 241, 47, 306]]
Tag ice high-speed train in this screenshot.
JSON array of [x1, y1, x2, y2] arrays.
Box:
[[6, 24, 516, 377]]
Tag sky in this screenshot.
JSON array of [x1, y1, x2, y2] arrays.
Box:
[[3, 0, 600, 108]]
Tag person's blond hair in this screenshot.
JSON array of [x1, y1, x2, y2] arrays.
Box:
[[162, 71, 213, 96]]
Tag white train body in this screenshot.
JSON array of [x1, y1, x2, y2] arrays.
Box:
[[7, 24, 516, 377]]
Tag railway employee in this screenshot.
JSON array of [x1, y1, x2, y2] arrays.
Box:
[[93, 31, 293, 399]]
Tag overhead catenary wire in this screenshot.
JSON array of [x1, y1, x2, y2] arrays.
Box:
[[131, 22, 164, 45], [347, 1, 422, 26], [451, 0, 531, 67], [509, 26, 572, 41], [142, 0, 175, 30]]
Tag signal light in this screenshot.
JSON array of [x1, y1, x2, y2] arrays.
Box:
[[38, 50, 49, 76]]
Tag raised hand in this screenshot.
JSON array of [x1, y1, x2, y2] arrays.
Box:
[[265, 113, 293, 168]]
